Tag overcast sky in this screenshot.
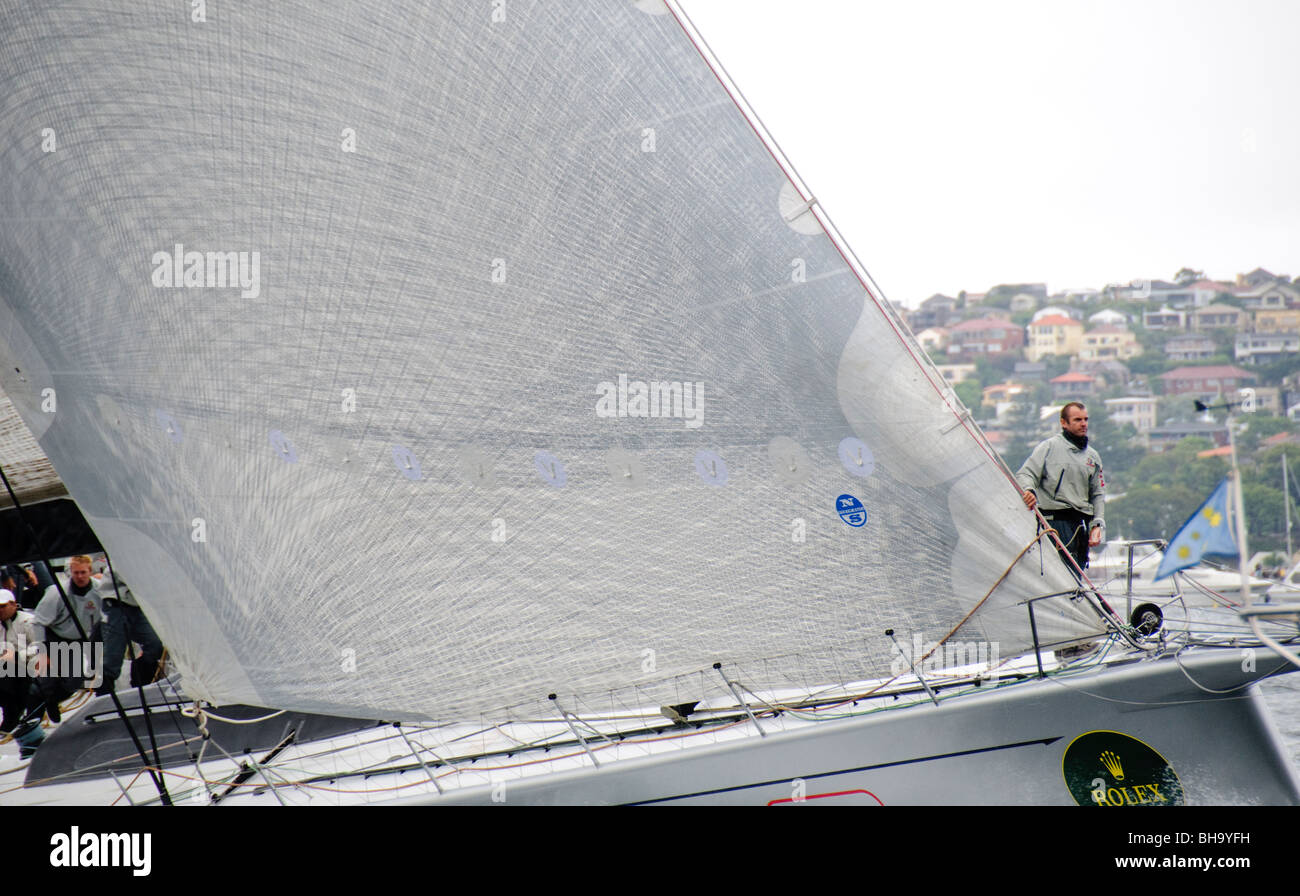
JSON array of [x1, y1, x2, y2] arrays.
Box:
[[678, 1, 1300, 307]]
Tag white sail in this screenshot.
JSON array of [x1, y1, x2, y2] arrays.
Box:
[[0, 0, 1100, 721]]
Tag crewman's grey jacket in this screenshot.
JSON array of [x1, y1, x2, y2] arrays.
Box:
[[0, 607, 41, 674], [31, 578, 102, 644], [1015, 432, 1105, 529]]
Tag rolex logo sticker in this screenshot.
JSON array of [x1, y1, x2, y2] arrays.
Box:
[[1062, 731, 1184, 806]]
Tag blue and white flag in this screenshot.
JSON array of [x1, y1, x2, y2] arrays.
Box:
[[1155, 479, 1238, 580]]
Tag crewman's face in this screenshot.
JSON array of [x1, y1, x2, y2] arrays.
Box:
[[1064, 407, 1089, 437], [69, 562, 92, 589], [0, 601, 16, 622]]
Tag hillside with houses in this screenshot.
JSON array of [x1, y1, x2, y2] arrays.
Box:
[[904, 268, 1300, 556]]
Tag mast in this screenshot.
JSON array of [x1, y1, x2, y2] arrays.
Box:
[[1227, 412, 1250, 604], [1285, 452, 1293, 562]]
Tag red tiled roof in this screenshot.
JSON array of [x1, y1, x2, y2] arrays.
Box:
[[949, 317, 1010, 332], [1196, 445, 1234, 458], [1051, 372, 1095, 383], [1033, 314, 1081, 327]]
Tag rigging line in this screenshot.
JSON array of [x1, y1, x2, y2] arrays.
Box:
[[179, 704, 287, 725], [1032, 509, 1113, 612], [923, 534, 1052, 660], [109, 768, 148, 807], [151, 678, 201, 769], [1041, 677, 1256, 708], [1179, 575, 1245, 608], [395, 727, 445, 794], [408, 716, 760, 783], [101, 550, 169, 777], [210, 729, 297, 806], [1043, 649, 1293, 702], [9, 723, 194, 791], [1243, 618, 1300, 673], [0, 460, 173, 806]]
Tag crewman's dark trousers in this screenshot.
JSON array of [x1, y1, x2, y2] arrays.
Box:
[[1042, 509, 1091, 576]]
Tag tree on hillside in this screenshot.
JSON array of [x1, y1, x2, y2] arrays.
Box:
[[1174, 267, 1204, 285], [954, 378, 982, 411], [1106, 436, 1298, 550], [1155, 395, 1199, 425], [1087, 403, 1144, 490], [1247, 355, 1300, 385], [1108, 483, 1202, 542], [1128, 438, 1226, 494], [1042, 355, 1071, 381], [974, 354, 1018, 388], [1238, 415, 1296, 454], [1242, 481, 1293, 553], [1251, 444, 1300, 499], [999, 396, 1048, 469]]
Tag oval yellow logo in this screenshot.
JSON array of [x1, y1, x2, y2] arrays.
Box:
[[1062, 730, 1184, 806]]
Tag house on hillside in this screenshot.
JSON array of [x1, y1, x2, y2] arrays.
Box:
[[1233, 279, 1299, 311], [1088, 308, 1128, 327], [982, 382, 1029, 407], [1009, 292, 1038, 312], [1158, 365, 1257, 397], [1014, 361, 1048, 381], [1050, 370, 1097, 400], [916, 327, 951, 355], [1143, 307, 1186, 330], [1103, 396, 1158, 434], [1075, 359, 1132, 390], [1236, 332, 1300, 365], [1189, 304, 1242, 331], [1164, 334, 1216, 361], [1186, 279, 1235, 307], [1026, 314, 1084, 362], [1245, 387, 1281, 415], [1145, 281, 1198, 307], [935, 363, 978, 385], [1236, 267, 1282, 289], [1030, 306, 1075, 323], [947, 317, 1024, 358], [910, 294, 958, 330], [1079, 326, 1142, 361], [1253, 307, 1300, 333]]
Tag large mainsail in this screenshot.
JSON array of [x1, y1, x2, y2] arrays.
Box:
[[0, 1, 1101, 721]]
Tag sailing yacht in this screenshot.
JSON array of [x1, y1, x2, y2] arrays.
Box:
[[1, 1, 1298, 805]]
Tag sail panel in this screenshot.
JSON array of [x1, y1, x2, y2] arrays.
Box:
[[0, 1, 1099, 720]]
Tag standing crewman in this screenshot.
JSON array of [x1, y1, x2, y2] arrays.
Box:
[[94, 569, 164, 696], [30, 555, 103, 723], [1017, 401, 1105, 574]]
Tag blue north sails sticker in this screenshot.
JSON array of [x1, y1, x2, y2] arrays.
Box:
[[836, 494, 867, 527]]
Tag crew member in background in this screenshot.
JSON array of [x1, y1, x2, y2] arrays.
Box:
[[0, 589, 46, 756], [0, 565, 43, 610], [95, 569, 164, 695], [17, 562, 53, 611], [1017, 401, 1106, 575], [30, 555, 102, 723]]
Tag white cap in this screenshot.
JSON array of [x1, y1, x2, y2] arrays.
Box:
[[0, 588, 15, 605]]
